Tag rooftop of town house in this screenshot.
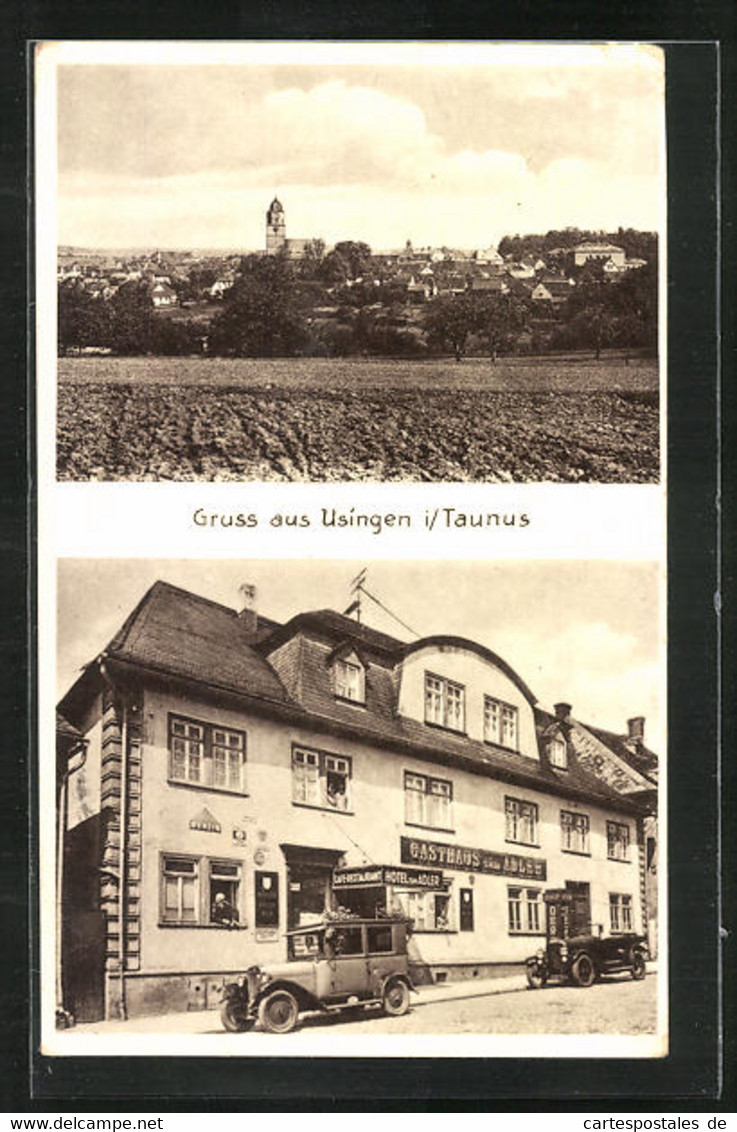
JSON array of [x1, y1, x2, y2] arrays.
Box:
[[583, 720, 659, 783], [58, 580, 656, 815]]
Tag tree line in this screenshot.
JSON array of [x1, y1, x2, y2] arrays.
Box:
[[58, 243, 657, 361]]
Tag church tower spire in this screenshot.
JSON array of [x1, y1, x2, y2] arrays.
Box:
[[266, 197, 286, 254]]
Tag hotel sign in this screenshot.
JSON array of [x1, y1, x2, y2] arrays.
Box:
[[332, 864, 444, 890], [400, 835, 546, 881]]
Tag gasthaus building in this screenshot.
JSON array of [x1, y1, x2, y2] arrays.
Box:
[[56, 581, 658, 1022]]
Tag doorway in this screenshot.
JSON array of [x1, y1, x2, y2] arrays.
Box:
[[280, 843, 343, 930]]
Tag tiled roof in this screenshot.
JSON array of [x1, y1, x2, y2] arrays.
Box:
[[584, 722, 659, 782], [262, 608, 405, 663], [60, 583, 653, 814], [105, 580, 289, 703]]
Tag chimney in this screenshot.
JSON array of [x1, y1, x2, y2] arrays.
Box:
[[238, 583, 258, 637], [627, 716, 645, 743], [554, 703, 572, 722]]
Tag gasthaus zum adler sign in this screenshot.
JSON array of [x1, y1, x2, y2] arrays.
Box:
[[400, 835, 547, 880]]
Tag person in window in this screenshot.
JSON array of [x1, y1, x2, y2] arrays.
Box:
[[212, 891, 239, 927]]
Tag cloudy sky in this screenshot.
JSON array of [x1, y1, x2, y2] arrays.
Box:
[[57, 558, 663, 753], [54, 43, 664, 250]]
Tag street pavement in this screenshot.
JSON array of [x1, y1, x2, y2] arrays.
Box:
[[64, 964, 658, 1037]]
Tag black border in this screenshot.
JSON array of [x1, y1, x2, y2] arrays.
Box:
[[3, 5, 730, 1111]]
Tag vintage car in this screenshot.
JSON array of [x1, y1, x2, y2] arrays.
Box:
[[525, 889, 649, 989], [220, 915, 415, 1033]]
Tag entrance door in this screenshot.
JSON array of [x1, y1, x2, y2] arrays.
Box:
[[565, 881, 591, 935], [281, 844, 344, 930]]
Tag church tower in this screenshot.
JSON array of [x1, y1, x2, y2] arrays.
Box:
[[266, 197, 286, 254]]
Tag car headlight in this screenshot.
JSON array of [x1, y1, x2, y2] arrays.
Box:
[[536, 948, 545, 960]]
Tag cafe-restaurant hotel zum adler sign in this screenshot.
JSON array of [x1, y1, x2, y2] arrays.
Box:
[[56, 581, 657, 1021]]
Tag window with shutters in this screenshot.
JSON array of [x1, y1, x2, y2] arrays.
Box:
[[292, 746, 352, 812], [168, 716, 246, 794]]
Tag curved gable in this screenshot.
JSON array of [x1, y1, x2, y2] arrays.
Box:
[[396, 639, 539, 760]]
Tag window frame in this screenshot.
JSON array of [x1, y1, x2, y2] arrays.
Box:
[[424, 671, 466, 734], [403, 769, 454, 831], [609, 892, 634, 933], [159, 852, 245, 928], [504, 795, 539, 847], [548, 734, 568, 770], [291, 744, 353, 813], [561, 809, 591, 855], [606, 820, 631, 862], [168, 713, 247, 795], [332, 655, 366, 705], [393, 887, 455, 933], [507, 885, 544, 935], [483, 695, 519, 751]]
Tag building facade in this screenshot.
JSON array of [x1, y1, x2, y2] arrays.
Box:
[[57, 581, 657, 1022]]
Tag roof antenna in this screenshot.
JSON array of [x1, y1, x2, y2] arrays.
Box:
[[343, 568, 367, 622]]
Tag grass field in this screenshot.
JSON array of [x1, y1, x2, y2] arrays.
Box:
[[56, 354, 659, 482]]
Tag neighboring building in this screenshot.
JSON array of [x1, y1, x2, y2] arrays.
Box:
[[265, 197, 315, 259], [57, 581, 658, 1022], [151, 282, 178, 308], [573, 243, 627, 268], [531, 277, 575, 305]]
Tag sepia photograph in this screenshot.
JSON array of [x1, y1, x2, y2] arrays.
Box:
[[49, 558, 664, 1054], [40, 41, 664, 484]]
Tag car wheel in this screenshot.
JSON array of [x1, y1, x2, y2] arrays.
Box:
[[571, 953, 596, 988], [382, 979, 410, 1016], [258, 989, 300, 1034], [526, 967, 547, 990], [631, 953, 647, 980], [220, 1000, 254, 1033]]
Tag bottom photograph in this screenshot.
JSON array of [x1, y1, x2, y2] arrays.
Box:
[[53, 558, 662, 1046]]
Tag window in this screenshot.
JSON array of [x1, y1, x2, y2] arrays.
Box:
[[333, 657, 365, 703], [161, 856, 199, 924], [292, 746, 352, 812], [329, 925, 363, 956], [367, 925, 393, 954], [424, 673, 465, 732], [394, 889, 452, 932], [169, 716, 246, 794], [561, 810, 590, 854], [404, 771, 453, 829], [609, 893, 633, 933], [505, 796, 538, 846], [508, 886, 543, 934], [549, 735, 568, 769], [160, 854, 243, 927], [607, 820, 631, 861], [484, 696, 519, 750], [209, 860, 241, 926]]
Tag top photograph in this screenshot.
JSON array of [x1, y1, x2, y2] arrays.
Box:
[[42, 41, 664, 484]]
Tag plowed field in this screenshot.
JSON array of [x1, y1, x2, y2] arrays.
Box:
[[56, 356, 659, 482]]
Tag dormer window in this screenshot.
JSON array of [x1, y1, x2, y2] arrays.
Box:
[[484, 696, 518, 750], [424, 673, 465, 733], [549, 735, 568, 769], [331, 652, 365, 704]]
